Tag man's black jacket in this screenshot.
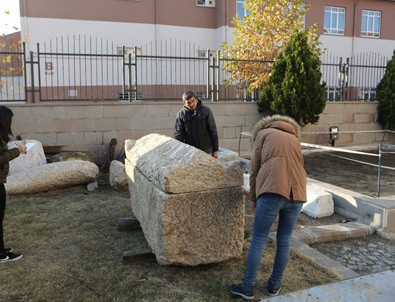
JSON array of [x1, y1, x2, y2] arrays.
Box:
[[175, 99, 218, 154]]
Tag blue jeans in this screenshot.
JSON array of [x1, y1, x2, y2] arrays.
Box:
[[243, 193, 303, 290]]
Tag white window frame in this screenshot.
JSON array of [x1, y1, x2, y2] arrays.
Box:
[[361, 10, 381, 38], [237, 1, 306, 28], [324, 6, 345, 35], [236, 0, 248, 20]]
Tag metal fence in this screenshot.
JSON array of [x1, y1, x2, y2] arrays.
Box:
[[0, 36, 390, 103]]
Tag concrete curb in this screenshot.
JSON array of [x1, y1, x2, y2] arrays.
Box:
[[308, 177, 395, 238], [293, 221, 375, 245]]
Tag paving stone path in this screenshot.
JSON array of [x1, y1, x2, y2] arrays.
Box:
[[311, 234, 395, 275]]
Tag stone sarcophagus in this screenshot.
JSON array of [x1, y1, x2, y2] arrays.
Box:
[[124, 134, 245, 266]]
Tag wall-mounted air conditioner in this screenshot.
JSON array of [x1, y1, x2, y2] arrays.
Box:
[[196, 0, 216, 8]]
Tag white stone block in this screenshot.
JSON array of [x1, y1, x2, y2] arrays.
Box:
[[243, 173, 250, 194], [109, 160, 128, 191], [303, 184, 334, 218], [8, 139, 47, 175]]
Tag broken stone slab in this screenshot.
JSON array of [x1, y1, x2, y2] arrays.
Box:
[[303, 183, 334, 218], [125, 135, 242, 194], [109, 160, 128, 191], [5, 160, 99, 195], [218, 147, 240, 162], [51, 151, 94, 163], [8, 139, 47, 175], [125, 134, 245, 265]]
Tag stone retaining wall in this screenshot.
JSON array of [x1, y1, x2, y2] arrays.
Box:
[[7, 101, 391, 158]]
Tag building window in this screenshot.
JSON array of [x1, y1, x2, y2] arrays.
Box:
[[236, 0, 248, 20], [358, 87, 376, 101], [324, 6, 345, 35], [236, 1, 305, 27], [361, 10, 381, 38], [326, 87, 341, 101]]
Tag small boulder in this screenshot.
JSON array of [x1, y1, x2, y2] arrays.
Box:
[[109, 160, 129, 191]]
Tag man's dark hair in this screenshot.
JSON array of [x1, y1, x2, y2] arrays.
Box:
[[182, 91, 196, 101]]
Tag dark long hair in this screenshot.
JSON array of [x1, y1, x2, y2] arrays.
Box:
[[0, 105, 14, 143]]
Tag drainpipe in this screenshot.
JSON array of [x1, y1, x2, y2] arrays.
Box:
[[351, 0, 360, 58], [154, 0, 158, 100], [20, 0, 28, 42], [224, 0, 228, 46], [154, 0, 158, 53]]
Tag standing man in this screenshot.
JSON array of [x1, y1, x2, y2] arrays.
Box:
[[229, 115, 307, 300], [175, 91, 219, 159]]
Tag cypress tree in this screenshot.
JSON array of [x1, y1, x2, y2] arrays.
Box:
[[377, 50, 395, 128], [258, 31, 326, 125]]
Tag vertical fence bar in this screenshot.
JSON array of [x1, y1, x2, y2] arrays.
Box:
[[207, 50, 211, 101], [134, 46, 138, 101], [22, 42, 28, 102], [36, 43, 42, 102], [128, 52, 133, 101], [29, 51, 35, 103]]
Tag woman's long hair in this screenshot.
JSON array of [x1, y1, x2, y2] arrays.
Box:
[[0, 105, 14, 143]]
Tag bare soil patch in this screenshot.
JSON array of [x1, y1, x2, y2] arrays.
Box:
[[303, 148, 395, 198]]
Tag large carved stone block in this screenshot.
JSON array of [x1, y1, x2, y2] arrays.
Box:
[[5, 160, 99, 195], [125, 134, 245, 266]]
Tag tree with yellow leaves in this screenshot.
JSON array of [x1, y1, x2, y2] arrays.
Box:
[[1, 4, 25, 96], [221, 0, 321, 96]]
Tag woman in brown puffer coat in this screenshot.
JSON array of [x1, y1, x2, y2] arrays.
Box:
[[230, 115, 306, 301], [0, 106, 26, 263]]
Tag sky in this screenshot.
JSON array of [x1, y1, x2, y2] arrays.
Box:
[[0, 0, 21, 35]]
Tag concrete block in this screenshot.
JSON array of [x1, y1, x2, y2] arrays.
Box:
[[303, 184, 334, 218]]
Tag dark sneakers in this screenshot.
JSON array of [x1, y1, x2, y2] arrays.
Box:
[[229, 283, 254, 301], [0, 250, 23, 263], [267, 286, 281, 296]]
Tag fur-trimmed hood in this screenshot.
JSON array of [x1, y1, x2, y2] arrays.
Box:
[[251, 115, 302, 143]]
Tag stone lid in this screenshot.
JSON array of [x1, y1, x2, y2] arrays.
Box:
[[125, 134, 243, 194]]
